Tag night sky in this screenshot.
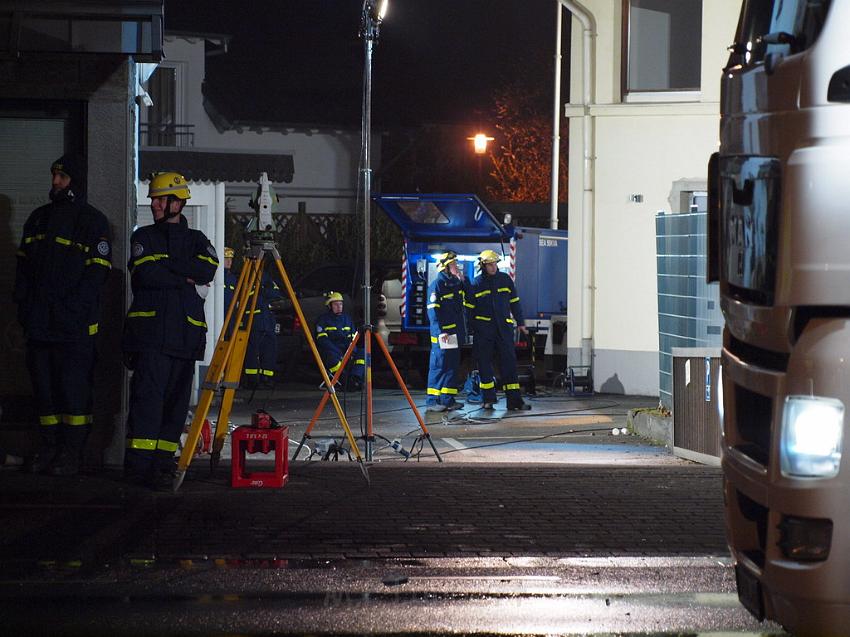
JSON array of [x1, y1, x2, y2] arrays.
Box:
[[164, 0, 564, 129]]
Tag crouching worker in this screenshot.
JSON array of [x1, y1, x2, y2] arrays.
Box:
[[122, 172, 218, 489], [315, 292, 364, 391]]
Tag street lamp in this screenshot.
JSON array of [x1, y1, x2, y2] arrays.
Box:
[[358, 0, 387, 461], [467, 133, 494, 193], [468, 132, 494, 155]]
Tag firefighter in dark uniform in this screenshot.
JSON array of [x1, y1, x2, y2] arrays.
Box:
[[122, 172, 218, 489], [468, 249, 531, 411], [425, 251, 467, 412], [14, 154, 112, 476], [315, 292, 364, 390], [243, 269, 282, 388]]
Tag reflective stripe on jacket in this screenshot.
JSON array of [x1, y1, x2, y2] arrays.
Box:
[[467, 270, 523, 338], [14, 195, 112, 342], [122, 217, 218, 360]]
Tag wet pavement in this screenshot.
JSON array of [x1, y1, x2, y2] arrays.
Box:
[[0, 387, 788, 635]]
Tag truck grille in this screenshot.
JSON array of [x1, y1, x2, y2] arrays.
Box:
[[733, 384, 772, 467], [720, 156, 781, 305]]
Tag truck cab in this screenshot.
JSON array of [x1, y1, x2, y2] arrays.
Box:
[[710, 0, 850, 633]]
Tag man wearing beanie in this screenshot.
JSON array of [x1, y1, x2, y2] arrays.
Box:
[[13, 154, 112, 476]]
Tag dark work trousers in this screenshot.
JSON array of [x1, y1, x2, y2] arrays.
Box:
[[244, 330, 278, 381], [124, 351, 195, 477], [474, 333, 522, 407], [25, 338, 95, 452], [426, 343, 461, 406]]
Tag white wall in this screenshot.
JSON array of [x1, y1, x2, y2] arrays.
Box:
[[147, 35, 365, 214], [566, 0, 741, 395]]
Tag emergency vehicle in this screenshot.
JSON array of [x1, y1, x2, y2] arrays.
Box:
[[374, 194, 568, 377], [709, 1, 850, 633]]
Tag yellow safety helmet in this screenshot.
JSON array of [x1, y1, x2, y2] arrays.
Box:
[[436, 251, 458, 272], [224, 247, 235, 259], [478, 249, 500, 265], [325, 291, 344, 306], [148, 172, 191, 200]]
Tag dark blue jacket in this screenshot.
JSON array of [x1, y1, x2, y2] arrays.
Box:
[[426, 271, 468, 345], [246, 271, 282, 334], [14, 193, 112, 342], [315, 309, 357, 361], [123, 217, 218, 360], [468, 270, 524, 340]]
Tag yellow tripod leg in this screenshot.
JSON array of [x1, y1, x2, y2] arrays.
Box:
[[173, 257, 264, 491], [269, 255, 369, 483], [210, 259, 263, 466]]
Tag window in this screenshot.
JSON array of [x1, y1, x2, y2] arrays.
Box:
[[623, 0, 702, 95], [726, 0, 832, 70]]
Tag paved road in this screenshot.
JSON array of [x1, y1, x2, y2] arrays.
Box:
[[0, 389, 788, 634]]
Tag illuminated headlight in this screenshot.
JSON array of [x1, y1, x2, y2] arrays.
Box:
[[780, 396, 844, 478]]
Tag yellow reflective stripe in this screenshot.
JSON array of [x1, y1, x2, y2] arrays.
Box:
[[474, 290, 491, 298], [426, 303, 440, 309], [510, 297, 520, 303], [443, 323, 457, 330], [86, 257, 111, 268], [128, 438, 157, 450], [40, 415, 60, 426], [261, 370, 275, 377], [463, 302, 475, 308], [355, 358, 365, 365], [480, 381, 495, 389], [342, 326, 352, 331], [196, 254, 219, 267], [128, 311, 156, 318], [475, 315, 491, 321], [441, 387, 458, 395], [157, 439, 179, 452], [24, 234, 45, 244], [504, 383, 521, 390], [187, 316, 207, 328], [63, 414, 92, 426], [506, 318, 516, 324], [497, 287, 511, 293], [329, 362, 342, 373], [440, 293, 455, 299], [244, 368, 259, 376], [89, 323, 98, 335], [133, 253, 169, 267], [430, 336, 438, 343], [325, 326, 338, 331], [427, 388, 441, 396], [317, 333, 328, 339], [54, 236, 72, 246]]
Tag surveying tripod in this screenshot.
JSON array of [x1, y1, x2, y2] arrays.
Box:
[[293, 319, 443, 462], [172, 175, 368, 491]]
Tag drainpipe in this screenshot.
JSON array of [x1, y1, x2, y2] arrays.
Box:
[[555, 0, 595, 368]]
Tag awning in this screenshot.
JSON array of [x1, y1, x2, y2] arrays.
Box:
[[140, 150, 294, 183], [373, 193, 509, 241]]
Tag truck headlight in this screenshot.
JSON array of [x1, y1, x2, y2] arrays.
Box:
[[780, 396, 844, 478]]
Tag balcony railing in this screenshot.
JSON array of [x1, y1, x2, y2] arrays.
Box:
[[140, 123, 195, 148]]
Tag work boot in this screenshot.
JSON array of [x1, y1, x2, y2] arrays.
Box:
[[507, 402, 532, 411], [48, 447, 81, 477], [146, 470, 175, 492], [425, 404, 446, 413], [25, 447, 58, 474], [445, 402, 464, 412], [482, 403, 495, 410]]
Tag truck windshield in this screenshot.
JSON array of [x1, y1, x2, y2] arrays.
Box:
[[727, 0, 832, 68]]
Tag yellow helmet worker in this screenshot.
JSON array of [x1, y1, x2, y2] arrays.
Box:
[[148, 172, 191, 200], [436, 251, 458, 272]]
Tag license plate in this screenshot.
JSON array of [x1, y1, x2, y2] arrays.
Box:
[[735, 563, 765, 621]]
